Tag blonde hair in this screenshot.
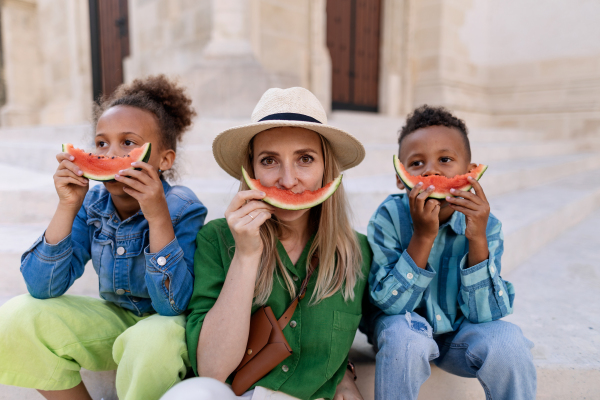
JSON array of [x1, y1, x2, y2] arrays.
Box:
[[240, 132, 363, 305]]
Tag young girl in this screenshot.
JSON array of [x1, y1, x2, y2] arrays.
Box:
[[165, 87, 371, 400], [0, 75, 206, 400]]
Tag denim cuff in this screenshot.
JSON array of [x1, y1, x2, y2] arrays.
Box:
[[459, 254, 494, 287], [25, 232, 73, 262], [144, 237, 184, 273], [393, 251, 436, 291]]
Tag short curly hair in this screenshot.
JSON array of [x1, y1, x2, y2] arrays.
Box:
[[398, 105, 471, 161], [93, 75, 197, 180]]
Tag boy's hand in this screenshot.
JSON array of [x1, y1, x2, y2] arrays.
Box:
[[445, 177, 489, 241], [408, 183, 440, 241], [446, 177, 490, 266]]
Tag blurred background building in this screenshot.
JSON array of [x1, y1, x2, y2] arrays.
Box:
[[1, 0, 599, 139]]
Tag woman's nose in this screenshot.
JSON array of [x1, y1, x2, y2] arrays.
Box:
[[278, 166, 298, 189]]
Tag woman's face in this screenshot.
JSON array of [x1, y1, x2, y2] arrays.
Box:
[[95, 105, 168, 197], [252, 127, 324, 223]]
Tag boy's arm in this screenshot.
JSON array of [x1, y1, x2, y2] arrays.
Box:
[[20, 205, 91, 298], [367, 199, 436, 316], [457, 218, 515, 323]]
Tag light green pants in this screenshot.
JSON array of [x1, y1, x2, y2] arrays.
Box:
[[0, 294, 189, 400]]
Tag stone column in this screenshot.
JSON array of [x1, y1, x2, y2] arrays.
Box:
[[308, 0, 332, 114], [185, 0, 271, 118], [0, 0, 42, 126]]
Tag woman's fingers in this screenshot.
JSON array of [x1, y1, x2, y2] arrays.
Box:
[[231, 199, 275, 220], [225, 190, 266, 217], [244, 209, 272, 228]]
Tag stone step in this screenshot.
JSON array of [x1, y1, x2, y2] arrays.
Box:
[[351, 207, 600, 400]]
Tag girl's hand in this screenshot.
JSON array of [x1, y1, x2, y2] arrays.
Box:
[[114, 162, 167, 221], [225, 190, 274, 259], [54, 152, 89, 209], [334, 369, 363, 400]]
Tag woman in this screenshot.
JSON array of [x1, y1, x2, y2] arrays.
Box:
[[166, 87, 371, 400]]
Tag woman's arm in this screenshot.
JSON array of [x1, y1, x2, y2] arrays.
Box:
[[197, 190, 274, 380]]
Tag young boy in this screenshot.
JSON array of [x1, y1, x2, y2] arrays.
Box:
[[366, 106, 536, 400]]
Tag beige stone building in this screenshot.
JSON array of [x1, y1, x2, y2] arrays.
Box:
[[1, 0, 599, 139]]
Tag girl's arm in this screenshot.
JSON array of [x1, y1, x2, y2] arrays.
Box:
[[196, 190, 273, 381], [21, 152, 91, 298]]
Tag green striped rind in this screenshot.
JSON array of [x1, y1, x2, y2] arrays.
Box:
[[241, 166, 343, 210], [63, 143, 152, 182], [393, 155, 488, 199]]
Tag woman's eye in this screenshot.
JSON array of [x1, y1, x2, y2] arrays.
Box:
[[300, 155, 313, 164], [261, 157, 275, 166]]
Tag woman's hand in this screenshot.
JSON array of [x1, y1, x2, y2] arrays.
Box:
[[224, 190, 274, 259], [54, 152, 89, 210], [115, 162, 168, 221], [334, 369, 363, 400]]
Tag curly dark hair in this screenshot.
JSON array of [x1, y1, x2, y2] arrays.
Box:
[[93, 75, 197, 179], [398, 105, 471, 161]]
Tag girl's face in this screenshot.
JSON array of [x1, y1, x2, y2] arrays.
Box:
[[252, 127, 324, 223], [95, 105, 173, 197]]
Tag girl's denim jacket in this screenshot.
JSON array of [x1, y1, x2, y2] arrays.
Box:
[[20, 180, 207, 316]]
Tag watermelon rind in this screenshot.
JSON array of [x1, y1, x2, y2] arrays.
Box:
[[393, 155, 487, 199], [63, 143, 152, 182], [241, 166, 343, 210]]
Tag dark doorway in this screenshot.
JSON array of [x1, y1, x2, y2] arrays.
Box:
[[89, 0, 130, 101], [326, 0, 381, 112]]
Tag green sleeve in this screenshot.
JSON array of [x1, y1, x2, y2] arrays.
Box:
[[186, 221, 228, 376]]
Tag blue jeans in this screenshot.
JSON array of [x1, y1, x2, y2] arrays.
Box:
[[374, 312, 536, 400]]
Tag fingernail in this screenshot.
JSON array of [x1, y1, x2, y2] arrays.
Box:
[[260, 191, 266, 196], [78, 170, 82, 175], [429, 185, 435, 189], [417, 182, 423, 186], [115, 174, 120, 178], [69, 156, 74, 161], [450, 188, 455, 193], [446, 196, 451, 200], [131, 162, 137, 166]]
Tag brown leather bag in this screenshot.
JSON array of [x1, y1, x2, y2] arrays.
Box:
[[231, 257, 317, 395]]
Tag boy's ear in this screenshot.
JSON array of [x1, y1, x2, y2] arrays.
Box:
[[468, 162, 478, 173], [396, 175, 406, 190]]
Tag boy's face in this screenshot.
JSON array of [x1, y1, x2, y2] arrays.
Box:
[[397, 125, 477, 192]]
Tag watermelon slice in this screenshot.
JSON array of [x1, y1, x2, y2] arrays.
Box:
[[241, 166, 343, 210], [393, 155, 488, 199], [62, 143, 152, 182]]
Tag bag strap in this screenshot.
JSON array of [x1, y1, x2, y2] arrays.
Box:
[[277, 254, 318, 330]]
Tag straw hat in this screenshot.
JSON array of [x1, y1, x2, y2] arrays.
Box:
[[212, 87, 366, 179]]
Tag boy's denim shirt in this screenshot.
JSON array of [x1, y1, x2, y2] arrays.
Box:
[[20, 180, 207, 316], [367, 193, 515, 335]]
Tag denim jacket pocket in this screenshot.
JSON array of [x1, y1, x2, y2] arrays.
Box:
[[91, 229, 112, 276], [326, 310, 362, 379], [125, 229, 150, 257]]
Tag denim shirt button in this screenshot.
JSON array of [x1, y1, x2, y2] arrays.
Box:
[[498, 290, 503, 296], [170, 299, 175, 305], [116, 247, 125, 255], [116, 289, 125, 295], [157, 256, 167, 266]]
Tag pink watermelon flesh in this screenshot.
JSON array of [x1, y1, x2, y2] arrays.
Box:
[[62, 143, 152, 182], [241, 166, 343, 210], [393, 155, 488, 199]]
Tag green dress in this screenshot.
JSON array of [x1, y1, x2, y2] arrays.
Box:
[[186, 219, 372, 400]]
